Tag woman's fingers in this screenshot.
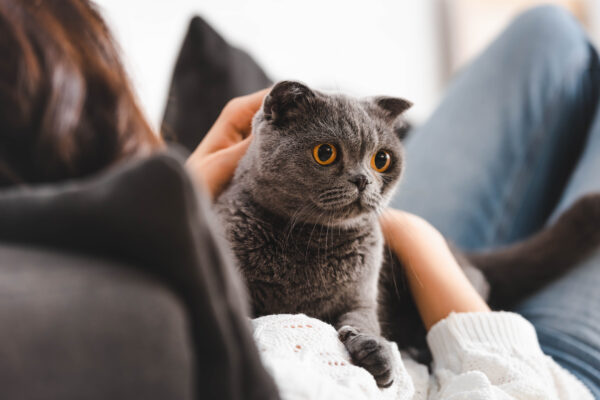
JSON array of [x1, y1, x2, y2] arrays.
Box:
[[189, 135, 253, 199], [195, 88, 269, 157], [220, 88, 270, 137], [186, 87, 268, 198]]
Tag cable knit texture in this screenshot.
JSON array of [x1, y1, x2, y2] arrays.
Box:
[[252, 312, 593, 399]]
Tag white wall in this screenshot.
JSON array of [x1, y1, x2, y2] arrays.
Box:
[[94, 0, 444, 131]]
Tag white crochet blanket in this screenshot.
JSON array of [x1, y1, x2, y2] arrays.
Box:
[[251, 314, 429, 400]]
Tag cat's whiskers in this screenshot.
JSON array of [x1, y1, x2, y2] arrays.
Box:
[[310, 210, 328, 284], [318, 195, 357, 211], [381, 225, 405, 300], [280, 202, 316, 266], [284, 203, 314, 243], [359, 191, 385, 214], [324, 211, 332, 265], [317, 187, 350, 202], [305, 210, 325, 263], [317, 213, 328, 267], [321, 212, 336, 286]]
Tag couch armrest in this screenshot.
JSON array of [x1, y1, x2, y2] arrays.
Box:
[[0, 243, 195, 400]]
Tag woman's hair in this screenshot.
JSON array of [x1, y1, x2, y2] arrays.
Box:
[[0, 0, 162, 186]]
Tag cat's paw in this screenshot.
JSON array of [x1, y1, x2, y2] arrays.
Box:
[[338, 325, 394, 388]]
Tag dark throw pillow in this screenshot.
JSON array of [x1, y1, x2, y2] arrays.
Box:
[[161, 16, 272, 152]]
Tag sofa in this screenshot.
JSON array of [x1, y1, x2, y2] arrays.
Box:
[[0, 151, 280, 400]]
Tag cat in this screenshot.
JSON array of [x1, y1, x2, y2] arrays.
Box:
[[216, 80, 600, 387]]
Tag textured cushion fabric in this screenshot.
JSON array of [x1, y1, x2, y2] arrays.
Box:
[[161, 16, 272, 152], [0, 151, 280, 400], [0, 244, 194, 400]]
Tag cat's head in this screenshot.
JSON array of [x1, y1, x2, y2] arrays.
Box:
[[241, 80, 411, 225]]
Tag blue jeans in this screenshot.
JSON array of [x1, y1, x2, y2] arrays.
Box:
[[391, 5, 600, 397]]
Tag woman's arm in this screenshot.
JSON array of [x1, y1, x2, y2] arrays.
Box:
[[380, 209, 489, 330], [380, 209, 593, 399]]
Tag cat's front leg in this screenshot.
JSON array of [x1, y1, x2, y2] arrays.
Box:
[[336, 308, 394, 388]]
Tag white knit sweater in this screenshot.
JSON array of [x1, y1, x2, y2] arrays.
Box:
[[251, 312, 593, 399]]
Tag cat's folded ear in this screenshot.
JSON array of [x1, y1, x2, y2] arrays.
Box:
[[373, 97, 412, 121], [263, 81, 316, 125], [371, 96, 413, 140]]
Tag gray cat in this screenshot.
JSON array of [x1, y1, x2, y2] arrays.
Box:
[[216, 81, 600, 387]]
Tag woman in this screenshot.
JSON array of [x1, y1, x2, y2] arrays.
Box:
[[197, 6, 600, 397], [0, 0, 597, 398]]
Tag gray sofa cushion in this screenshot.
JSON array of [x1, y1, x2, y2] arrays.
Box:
[[0, 151, 279, 400], [0, 244, 194, 399]]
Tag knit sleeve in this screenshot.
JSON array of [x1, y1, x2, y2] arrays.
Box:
[[425, 312, 593, 400]]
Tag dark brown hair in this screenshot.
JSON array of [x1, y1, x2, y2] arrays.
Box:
[[0, 0, 163, 186]]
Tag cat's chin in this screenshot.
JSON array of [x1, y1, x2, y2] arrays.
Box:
[[313, 200, 379, 225]]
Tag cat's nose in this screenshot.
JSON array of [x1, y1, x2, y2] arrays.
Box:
[[349, 174, 370, 192]]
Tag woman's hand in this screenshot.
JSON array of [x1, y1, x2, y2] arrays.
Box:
[[380, 209, 489, 330], [186, 88, 269, 199]]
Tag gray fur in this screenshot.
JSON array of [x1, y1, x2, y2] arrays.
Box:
[[216, 81, 409, 386]]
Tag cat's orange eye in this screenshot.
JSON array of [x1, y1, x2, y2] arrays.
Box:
[[313, 143, 337, 165], [371, 150, 391, 172]]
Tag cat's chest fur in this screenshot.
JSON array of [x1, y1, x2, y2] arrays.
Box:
[[216, 189, 383, 324]]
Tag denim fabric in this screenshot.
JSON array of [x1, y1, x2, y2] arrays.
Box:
[[517, 247, 600, 398], [392, 5, 599, 250], [390, 5, 600, 396]]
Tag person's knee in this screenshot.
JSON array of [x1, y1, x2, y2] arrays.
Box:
[[507, 5, 589, 60], [489, 4, 597, 91]]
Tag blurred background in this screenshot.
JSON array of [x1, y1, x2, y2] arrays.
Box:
[[94, 0, 600, 130]]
